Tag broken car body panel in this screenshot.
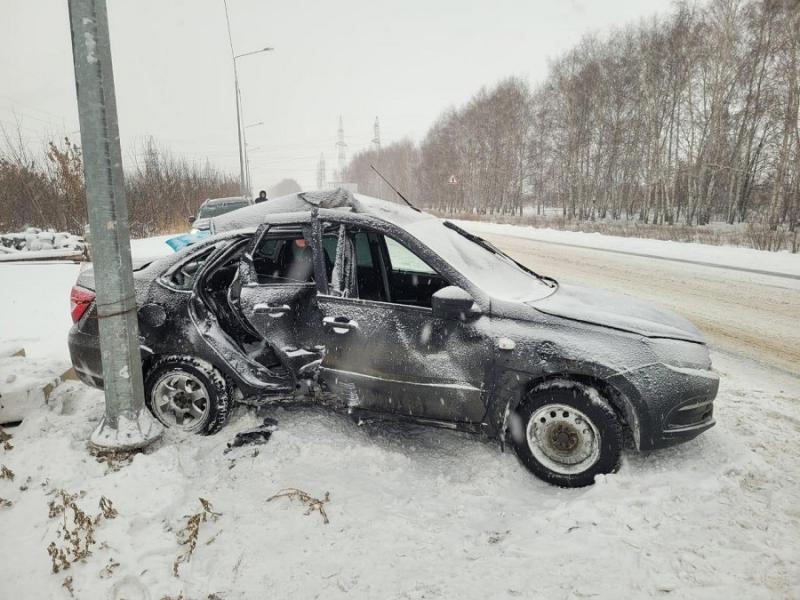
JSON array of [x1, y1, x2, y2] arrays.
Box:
[[68, 190, 718, 451]]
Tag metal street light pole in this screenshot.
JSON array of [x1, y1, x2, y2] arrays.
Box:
[[222, 0, 272, 198], [235, 51, 271, 197], [67, 0, 162, 450], [244, 122, 264, 194]]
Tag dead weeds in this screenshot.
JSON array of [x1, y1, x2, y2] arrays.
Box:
[[0, 427, 12, 451], [267, 488, 330, 524], [62, 575, 75, 598], [89, 447, 138, 472], [0, 464, 15, 480], [98, 557, 120, 579], [173, 498, 222, 577], [46, 490, 118, 573]]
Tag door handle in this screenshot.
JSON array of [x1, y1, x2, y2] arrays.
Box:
[[322, 316, 359, 334], [254, 303, 291, 318]]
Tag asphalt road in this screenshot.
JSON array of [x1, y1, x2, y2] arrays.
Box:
[[485, 234, 800, 376]]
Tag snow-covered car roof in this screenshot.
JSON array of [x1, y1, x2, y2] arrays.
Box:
[[210, 188, 433, 233], [203, 196, 248, 206]]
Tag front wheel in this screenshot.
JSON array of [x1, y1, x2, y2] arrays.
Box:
[[144, 355, 231, 435], [512, 383, 623, 487]]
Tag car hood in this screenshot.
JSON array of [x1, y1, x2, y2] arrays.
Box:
[[527, 283, 705, 343]]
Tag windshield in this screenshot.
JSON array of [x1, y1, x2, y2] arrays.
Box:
[[198, 200, 248, 219], [405, 219, 555, 302]]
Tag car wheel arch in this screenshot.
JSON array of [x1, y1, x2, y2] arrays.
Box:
[[493, 371, 642, 450]]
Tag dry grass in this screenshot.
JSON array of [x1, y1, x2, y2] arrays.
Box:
[[441, 211, 799, 253], [0, 427, 12, 451], [173, 498, 221, 577], [0, 132, 238, 236], [62, 575, 75, 598], [267, 488, 331, 524], [0, 464, 14, 480], [98, 557, 120, 579], [89, 447, 139, 473], [46, 490, 118, 574]]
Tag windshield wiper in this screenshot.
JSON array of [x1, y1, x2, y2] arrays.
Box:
[[443, 221, 557, 287]]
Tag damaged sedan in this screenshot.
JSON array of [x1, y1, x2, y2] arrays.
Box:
[[68, 190, 718, 487]]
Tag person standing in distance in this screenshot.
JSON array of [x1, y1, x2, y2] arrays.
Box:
[[255, 190, 268, 203]]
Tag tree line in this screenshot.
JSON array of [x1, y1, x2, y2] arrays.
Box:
[[0, 133, 238, 237], [344, 0, 799, 236]]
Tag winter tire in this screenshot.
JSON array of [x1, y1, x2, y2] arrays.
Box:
[[512, 383, 623, 487], [144, 355, 231, 435]]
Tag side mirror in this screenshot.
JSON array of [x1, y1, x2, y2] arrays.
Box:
[[432, 286, 479, 320], [188, 215, 196, 224]]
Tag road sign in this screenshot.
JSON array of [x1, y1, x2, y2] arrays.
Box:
[[447, 175, 458, 185]]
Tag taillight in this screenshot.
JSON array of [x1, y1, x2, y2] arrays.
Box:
[[70, 286, 95, 323]]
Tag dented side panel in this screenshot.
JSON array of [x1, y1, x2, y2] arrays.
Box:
[[316, 295, 491, 422]]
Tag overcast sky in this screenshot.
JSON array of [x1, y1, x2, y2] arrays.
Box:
[[1, 0, 675, 193]]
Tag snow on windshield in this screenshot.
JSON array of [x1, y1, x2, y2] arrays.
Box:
[[406, 220, 553, 302]]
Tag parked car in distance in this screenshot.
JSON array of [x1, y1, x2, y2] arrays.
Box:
[[189, 196, 250, 233], [68, 189, 718, 487]]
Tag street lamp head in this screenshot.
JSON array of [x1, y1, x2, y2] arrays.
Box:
[[235, 46, 275, 60]]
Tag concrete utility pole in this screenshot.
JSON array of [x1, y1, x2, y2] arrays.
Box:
[[68, 0, 162, 450]]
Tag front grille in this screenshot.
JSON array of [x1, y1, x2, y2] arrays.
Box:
[[666, 400, 714, 429]]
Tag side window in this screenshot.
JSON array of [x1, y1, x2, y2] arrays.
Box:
[[252, 233, 315, 284], [321, 235, 338, 280], [384, 237, 437, 275], [351, 231, 386, 302], [326, 227, 447, 307]]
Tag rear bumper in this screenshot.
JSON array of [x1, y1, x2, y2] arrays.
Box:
[[68, 325, 104, 388]]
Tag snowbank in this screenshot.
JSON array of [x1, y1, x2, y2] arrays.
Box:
[[0, 228, 85, 253], [0, 350, 798, 599]]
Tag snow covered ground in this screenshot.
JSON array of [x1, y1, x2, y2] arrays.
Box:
[[1, 233, 799, 599]]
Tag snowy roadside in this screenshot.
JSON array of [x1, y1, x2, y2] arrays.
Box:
[[0, 352, 798, 599], [0, 233, 798, 599], [456, 220, 800, 278], [0, 235, 175, 361]]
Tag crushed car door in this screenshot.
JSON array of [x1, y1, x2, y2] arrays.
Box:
[[232, 223, 329, 378], [315, 224, 491, 423]]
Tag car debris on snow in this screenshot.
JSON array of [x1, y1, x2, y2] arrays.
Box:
[[223, 417, 278, 453]]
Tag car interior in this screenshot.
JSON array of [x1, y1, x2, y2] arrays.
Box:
[[342, 228, 449, 308], [185, 225, 451, 374]]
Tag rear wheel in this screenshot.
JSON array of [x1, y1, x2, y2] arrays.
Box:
[[144, 356, 231, 435], [512, 383, 622, 487]]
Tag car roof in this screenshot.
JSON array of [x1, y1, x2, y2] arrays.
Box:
[[203, 196, 249, 206], [210, 188, 435, 233]]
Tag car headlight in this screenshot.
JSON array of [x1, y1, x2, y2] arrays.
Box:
[[647, 338, 711, 369]]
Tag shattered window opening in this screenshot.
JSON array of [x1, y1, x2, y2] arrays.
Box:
[[327, 224, 449, 309], [160, 246, 219, 291], [250, 229, 324, 285]]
